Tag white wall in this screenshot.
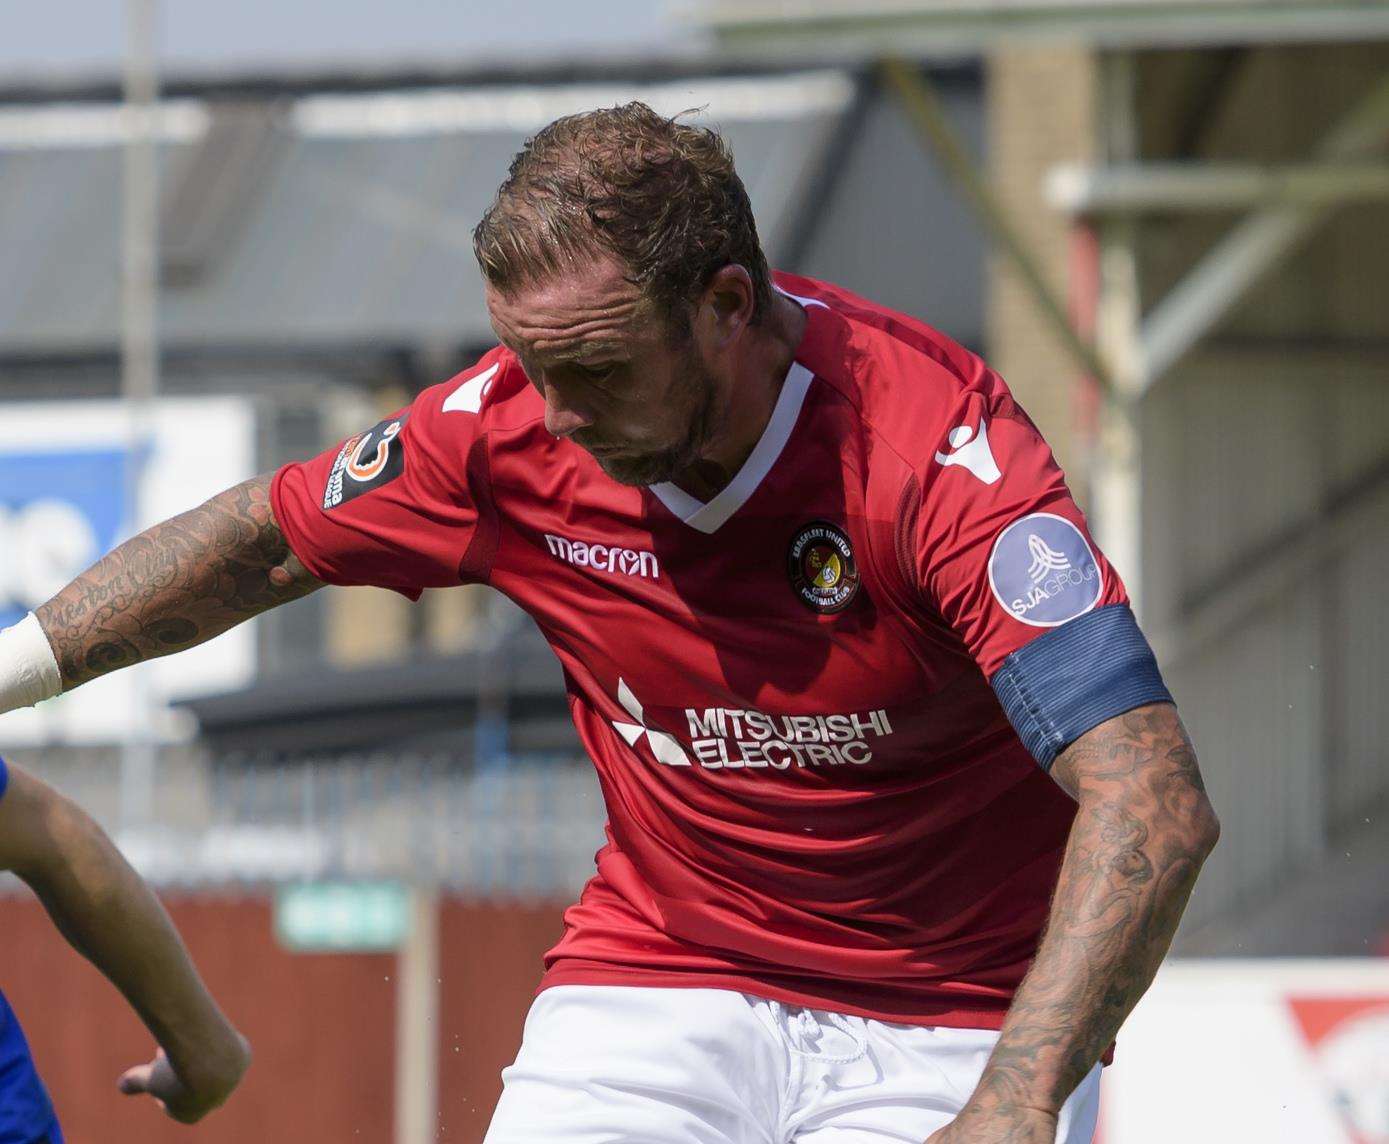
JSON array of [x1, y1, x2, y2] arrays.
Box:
[[1102, 960, 1389, 1144], [1142, 349, 1389, 932]]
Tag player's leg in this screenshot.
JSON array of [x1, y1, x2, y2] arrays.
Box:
[[484, 985, 785, 1144], [0, 993, 64, 1144], [786, 1015, 1100, 1143]]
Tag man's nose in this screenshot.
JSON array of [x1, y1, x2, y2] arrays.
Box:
[[541, 382, 593, 439]]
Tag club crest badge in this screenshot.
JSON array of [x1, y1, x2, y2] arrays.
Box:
[[788, 521, 860, 614]]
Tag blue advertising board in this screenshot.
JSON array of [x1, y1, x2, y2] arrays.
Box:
[[0, 397, 255, 743], [0, 446, 140, 627]]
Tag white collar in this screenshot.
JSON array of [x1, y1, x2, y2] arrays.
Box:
[[648, 359, 815, 534]]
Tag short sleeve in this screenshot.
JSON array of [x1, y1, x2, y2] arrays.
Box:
[[271, 353, 504, 599], [908, 388, 1129, 679]]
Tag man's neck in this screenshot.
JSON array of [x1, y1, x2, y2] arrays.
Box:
[[668, 293, 807, 502]]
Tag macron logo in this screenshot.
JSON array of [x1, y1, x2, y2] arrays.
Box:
[[934, 418, 1002, 485], [613, 678, 691, 767], [545, 534, 659, 580]]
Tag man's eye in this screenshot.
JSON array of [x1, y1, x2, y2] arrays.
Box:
[[576, 362, 618, 382]]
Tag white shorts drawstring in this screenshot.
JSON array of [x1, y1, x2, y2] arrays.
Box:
[[768, 1000, 869, 1065]]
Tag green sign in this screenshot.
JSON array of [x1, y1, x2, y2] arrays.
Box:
[[274, 881, 411, 953]]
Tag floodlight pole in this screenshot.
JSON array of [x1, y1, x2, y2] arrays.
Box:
[[119, 0, 160, 833], [123, 0, 158, 408], [395, 889, 440, 1144]]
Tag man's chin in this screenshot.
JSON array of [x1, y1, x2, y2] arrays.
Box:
[[596, 452, 678, 487]]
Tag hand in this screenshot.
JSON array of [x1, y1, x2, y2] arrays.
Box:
[[118, 1033, 251, 1124], [925, 1099, 1058, 1143]]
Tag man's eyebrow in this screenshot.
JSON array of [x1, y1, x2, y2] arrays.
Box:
[[545, 340, 628, 364]]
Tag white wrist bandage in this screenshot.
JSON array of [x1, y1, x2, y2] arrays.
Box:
[[0, 612, 63, 714]]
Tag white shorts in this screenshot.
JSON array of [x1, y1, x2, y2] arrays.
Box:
[[485, 985, 1101, 1143]]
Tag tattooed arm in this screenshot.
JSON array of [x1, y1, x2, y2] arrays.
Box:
[[35, 474, 322, 692], [927, 702, 1219, 1144]]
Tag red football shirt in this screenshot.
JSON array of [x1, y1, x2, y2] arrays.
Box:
[[272, 272, 1128, 1029]]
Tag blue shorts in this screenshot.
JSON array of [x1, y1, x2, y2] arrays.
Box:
[[0, 991, 62, 1144]]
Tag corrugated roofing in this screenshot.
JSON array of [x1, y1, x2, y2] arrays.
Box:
[[0, 70, 856, 353]]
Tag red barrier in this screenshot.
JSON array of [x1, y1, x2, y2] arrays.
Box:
[[0, 892, 567, 1144], [436, 900, 567, 1141]]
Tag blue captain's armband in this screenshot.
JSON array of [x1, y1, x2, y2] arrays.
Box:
[[990, 604, 1173, 771], [0, 756, 8, 801]]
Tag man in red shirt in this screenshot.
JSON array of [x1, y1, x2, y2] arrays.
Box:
[[6, 103, 1218, 1142]]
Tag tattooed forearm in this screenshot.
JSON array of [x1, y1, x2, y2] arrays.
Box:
[[35, 474, 323, 691], [969, 703, 1219, 1120]]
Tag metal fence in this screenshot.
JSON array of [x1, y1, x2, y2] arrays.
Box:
[[4, 746, 607, 898]]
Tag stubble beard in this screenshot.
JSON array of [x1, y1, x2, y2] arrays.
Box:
[[596, 359, 722, 488]]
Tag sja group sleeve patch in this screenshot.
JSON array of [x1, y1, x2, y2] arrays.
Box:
[[322, 414, 409, 510], [987, 512, 1103, 627]]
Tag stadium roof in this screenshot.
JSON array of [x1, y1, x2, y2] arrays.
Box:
[[0, 67, 859, 356], [176, 627, 574, 755], [698, 0, 1389, 57]]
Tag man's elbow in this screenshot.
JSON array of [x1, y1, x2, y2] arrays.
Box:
[[1188, 795, 1221, 861], [1165, 779, 1220, 864]]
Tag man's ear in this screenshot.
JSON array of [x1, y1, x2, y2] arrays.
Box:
[[700, 264, 756, 347]]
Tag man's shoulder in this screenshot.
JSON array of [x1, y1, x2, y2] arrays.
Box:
[[379, 348, 556, 508], [778, 272, 1027, 478], [414, 346, 543, 439]]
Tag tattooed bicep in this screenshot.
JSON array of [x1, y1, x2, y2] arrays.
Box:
[[213, 473, 322, 595]]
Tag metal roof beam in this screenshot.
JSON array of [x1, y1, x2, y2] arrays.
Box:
[[1138, 74, 1389, 390], [879, 56, 1114, 391], [700, 1, 1389, 56], [1047, 161, 1389, 215]]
